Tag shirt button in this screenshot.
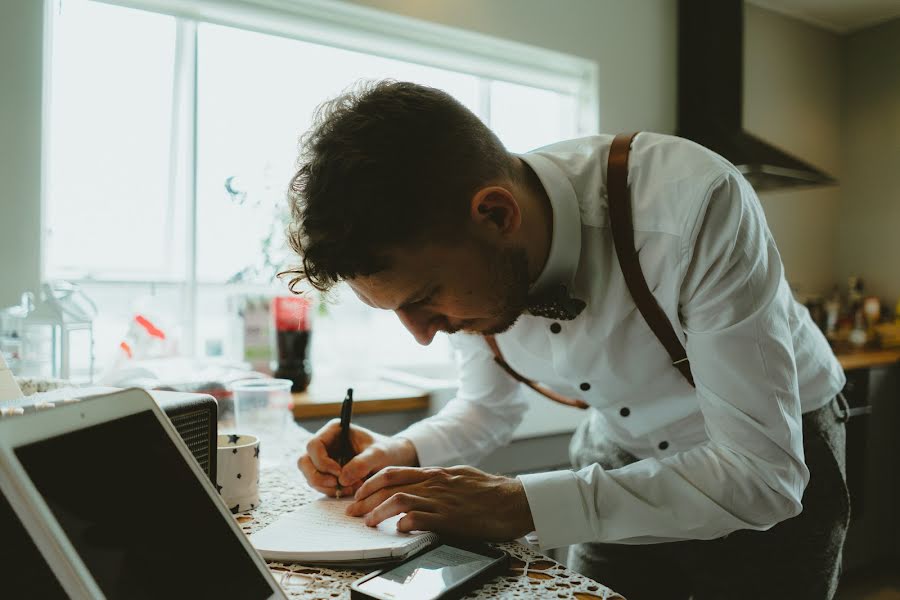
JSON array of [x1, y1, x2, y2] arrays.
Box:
[[658, 441, 669, 450], [550, 323, 562, 334], [619, 407, 630, 417], [580, 382, 591, 391]]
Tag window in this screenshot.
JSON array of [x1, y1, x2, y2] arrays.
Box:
[[45, 2, 182, 281], [44, 0, 598, 381]]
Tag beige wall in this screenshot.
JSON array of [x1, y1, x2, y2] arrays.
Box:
[[0, 0, 44, 307], [344, 0, 678, 134], [836, 18, 900, 302], [744, 3, 843, 295]]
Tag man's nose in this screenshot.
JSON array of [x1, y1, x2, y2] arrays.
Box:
[[395, 308, 440, 346]]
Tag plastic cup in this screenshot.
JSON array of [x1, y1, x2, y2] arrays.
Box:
[[230, 379, 294, 444]]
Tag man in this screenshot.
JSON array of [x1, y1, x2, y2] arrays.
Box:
[[285, 80, 849, 599]]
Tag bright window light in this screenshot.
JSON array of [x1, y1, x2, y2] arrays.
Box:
[[45, 0, 183, 279], [194, 22, 480, 284], [43, 0, 596, 378]]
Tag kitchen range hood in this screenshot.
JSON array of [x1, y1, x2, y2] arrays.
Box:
[[677, 0, 837, 191]]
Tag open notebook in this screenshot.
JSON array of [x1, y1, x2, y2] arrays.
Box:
[[249, 498, 438, 565]]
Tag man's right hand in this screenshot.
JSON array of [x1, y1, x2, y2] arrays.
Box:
[[297, 419, 419, 497]]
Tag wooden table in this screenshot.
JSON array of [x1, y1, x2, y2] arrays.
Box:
[[291, 381, 430, 420], [233, 424, 624, 599]]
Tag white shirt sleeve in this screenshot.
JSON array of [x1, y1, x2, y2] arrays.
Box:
[[396, 333, 529, 467], [520, 170, 810, 548]]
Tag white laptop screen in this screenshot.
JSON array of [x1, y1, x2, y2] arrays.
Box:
[[14, 409, 274, 599]]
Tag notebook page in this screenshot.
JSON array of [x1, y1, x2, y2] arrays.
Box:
[[250, 498, 437, 562]]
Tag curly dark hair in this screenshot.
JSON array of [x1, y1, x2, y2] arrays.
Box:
[[280, 80, 513, 294]]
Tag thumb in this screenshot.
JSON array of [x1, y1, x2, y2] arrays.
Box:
[[339, 446, 389, 487]]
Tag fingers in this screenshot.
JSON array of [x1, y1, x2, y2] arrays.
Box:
[[333, 482, 363, 498], [339, 445, 389, 487], [346, 486, 391, 517], [306, 436, 342, 477], [297, 455, 339, 495], [314, 419, 345, 445], [308, 420, 379, 481], [397, 511, 442, 533], [363, 492, 437, 528], [346, 468, 433, 516], [354, 467, 433, 502]]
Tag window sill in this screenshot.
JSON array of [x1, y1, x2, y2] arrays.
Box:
[[291, 380, 429, 420]]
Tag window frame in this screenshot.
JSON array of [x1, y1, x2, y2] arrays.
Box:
[[42, 0, 599, 359]]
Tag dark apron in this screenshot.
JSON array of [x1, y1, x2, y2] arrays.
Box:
[[567, 395, 850, 600]]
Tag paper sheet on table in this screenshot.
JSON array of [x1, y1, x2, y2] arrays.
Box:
[[249, 497, 438, 564]]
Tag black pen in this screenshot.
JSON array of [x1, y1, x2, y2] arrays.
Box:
[[335, 388, 354, 498]]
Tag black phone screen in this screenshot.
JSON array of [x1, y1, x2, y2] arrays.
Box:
[[355, 543, 504, 600]]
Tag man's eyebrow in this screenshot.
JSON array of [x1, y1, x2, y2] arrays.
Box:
[[397, 284, 434, 310]]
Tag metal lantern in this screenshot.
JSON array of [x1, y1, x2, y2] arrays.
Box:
[[22, 282, 97, 382]]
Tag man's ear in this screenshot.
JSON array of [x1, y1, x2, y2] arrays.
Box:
[[469, 186, 521, 235]]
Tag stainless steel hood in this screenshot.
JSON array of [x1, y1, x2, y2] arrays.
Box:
[[677, 0, 837, 191]]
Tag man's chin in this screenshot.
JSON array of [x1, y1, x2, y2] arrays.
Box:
[[462, 314, 521, 337]]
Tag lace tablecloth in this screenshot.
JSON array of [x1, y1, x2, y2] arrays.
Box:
[[234, 426, 624, 600]]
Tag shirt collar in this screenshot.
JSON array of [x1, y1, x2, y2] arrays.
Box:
[[517, 151, 582, 295]]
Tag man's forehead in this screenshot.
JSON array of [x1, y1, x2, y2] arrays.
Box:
[[348, 271, 421, 311], [346, 242, 456, 309]]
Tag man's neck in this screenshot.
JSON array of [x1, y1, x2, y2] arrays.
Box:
[[513, 157, 554, 285]]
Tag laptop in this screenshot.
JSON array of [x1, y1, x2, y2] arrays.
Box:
[[0, 388, 286, 599]]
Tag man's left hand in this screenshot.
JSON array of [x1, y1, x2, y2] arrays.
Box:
[[345, 465, 535, 541]]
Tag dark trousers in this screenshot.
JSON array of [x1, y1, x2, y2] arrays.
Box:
[[568, 396, 851, 600]]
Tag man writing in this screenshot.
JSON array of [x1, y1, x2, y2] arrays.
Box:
[[285, 81, 849, 599]]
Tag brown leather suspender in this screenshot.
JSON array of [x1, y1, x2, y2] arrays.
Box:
[[608, 133, 695, 387], [484, 132, 695, 409], [483, 336, 590, 409]]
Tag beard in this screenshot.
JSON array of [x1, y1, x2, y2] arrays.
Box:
[[460, 243, 530, 336]]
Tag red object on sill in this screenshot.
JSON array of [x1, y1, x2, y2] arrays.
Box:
[[272, 296, 311, 332], [135, 314, 166, 339], [272, 296, 312, 392]]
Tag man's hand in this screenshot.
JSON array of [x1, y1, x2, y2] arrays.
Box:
[[297, 420, 419, 497], [345, 465, 535, 541]]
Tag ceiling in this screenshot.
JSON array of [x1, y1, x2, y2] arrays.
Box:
[[747, 0, 900, 34]]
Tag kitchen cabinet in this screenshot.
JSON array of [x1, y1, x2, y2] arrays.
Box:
[[841, 365, 900, 572]]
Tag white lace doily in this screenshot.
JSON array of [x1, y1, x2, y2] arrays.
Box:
[[235, 425, 624, 599]]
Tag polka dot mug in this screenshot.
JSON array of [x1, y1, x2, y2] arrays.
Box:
[[216, 434, 260, 514]]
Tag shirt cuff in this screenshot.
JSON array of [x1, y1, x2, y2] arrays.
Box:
[[518, 470, 596, 549], [394, 423, 451, 468]]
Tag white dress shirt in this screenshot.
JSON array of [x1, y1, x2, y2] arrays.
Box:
[[397, 133, 846, 549]]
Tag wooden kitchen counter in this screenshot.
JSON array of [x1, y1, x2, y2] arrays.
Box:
[[834, 344, 900, 371], [288, 344, 900, 419], [291, 381, 429, 419]]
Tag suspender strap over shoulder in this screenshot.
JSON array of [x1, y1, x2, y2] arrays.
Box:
[[483, 132, 695, 410], [608, 133, 695, 388]]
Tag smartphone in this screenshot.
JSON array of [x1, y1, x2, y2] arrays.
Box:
[[350, 540, 508, 600]]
